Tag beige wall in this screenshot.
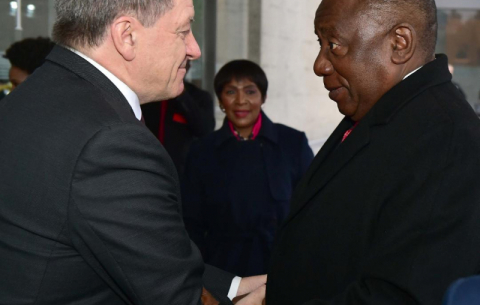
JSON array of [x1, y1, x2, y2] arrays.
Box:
[[259, 0, 342, 152]]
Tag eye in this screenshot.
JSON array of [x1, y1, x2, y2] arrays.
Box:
[[246, 90, 257, 95], [179, 29, 190, 39], [329, 42, 339, 50], [225, 90, 235, 95]]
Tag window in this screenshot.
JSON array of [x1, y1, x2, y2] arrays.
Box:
[[436, 8, 480, 111]]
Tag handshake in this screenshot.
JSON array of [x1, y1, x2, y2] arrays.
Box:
[[203, 275, 267, 305]]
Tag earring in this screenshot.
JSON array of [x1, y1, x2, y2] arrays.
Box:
[[220, 105, 225, 113]]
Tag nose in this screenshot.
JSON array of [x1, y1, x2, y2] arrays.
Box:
[[235, 91, 247, 105], [313, 50, 334, 77], [186, 32, 201, 61]]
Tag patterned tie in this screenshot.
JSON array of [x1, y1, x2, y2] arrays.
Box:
[[341, 121, 359, 143]]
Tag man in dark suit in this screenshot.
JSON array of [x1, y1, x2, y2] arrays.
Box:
[[266, 0, 480, 305], [141, 63, 215, 175], [0, 0, 265, 304]]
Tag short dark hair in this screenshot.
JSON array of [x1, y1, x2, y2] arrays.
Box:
[[363, 0, 437, 59], [3, 37, 55, 74], [214, 60, 268, 101], [53, 0, 173, 49]]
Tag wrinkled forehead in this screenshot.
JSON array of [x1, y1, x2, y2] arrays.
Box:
[[314, 0, 362, 34]]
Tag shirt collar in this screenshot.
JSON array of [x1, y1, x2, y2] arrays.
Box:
[[70, 49, 142, 121], [403, 66, 423, 80], [214, 111, 278, 147]]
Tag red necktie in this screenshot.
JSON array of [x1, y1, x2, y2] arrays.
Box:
[[158, 100, 168, 144], [341, 121, 359, 143]]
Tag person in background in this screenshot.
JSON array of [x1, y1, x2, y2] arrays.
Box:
[[3, 37, 55, 90], [141, 61, 215, 174], [182, 59, 314, 277]]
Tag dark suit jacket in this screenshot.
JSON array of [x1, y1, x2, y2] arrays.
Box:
[[266, 54, 480, 305], [0, 46, 233, 305], [141, 82, 215, 175], [182, 113, 313, 276]]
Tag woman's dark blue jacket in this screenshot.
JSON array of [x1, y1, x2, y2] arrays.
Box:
[[181, 112, 314, 276]]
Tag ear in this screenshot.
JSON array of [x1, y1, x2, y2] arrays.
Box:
[[110, 16, 138, 62], [390, 24, 416, 65], [262, 94, 267, 104]]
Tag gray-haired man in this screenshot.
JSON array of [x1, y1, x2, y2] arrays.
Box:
[[0, 0, 265, 304]]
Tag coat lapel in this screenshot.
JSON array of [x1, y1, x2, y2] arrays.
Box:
[[284, 118, 370, 226], [287, 118, 349, 207]]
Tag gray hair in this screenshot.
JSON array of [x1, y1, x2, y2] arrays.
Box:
[[53, 0, 174, 48]]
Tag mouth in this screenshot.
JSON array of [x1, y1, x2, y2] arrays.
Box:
[[233, 110, 250, 118], [326, 86, 346, 101], [179, 60, 188, 70]]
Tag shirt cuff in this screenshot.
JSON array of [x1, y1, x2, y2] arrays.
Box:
[[227, 276, 242, 300]]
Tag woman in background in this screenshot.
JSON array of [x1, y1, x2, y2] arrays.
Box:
[[182, 60, 314, 277]]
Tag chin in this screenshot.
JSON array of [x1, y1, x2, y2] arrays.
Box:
[[164, 83, 184, 100], [337, 101, 358, 119]]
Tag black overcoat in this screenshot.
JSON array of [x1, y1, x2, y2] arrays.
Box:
[[266, 54, 480, 305], [182, 113, 313, 276]]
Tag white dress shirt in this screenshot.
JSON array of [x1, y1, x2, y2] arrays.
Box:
[[403, 66, 423, 80]]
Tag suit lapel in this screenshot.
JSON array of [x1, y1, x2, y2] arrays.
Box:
[[284, 119, 370, 226]]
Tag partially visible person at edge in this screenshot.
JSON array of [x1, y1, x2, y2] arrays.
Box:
[[141, 61, 215, 175], [265, 0, 480, 305], [3, 37, 55, 90], [0, 0, 266, 304], [182, 59, 314, 277]]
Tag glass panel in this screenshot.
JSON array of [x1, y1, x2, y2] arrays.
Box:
[[436, 9, 480, 110], [0, 0, 54, 50]]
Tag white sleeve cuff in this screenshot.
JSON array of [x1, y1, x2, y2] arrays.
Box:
[[227, 276, 242, 300]]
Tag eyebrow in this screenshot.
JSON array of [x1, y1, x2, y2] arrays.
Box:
[[322, 27, 340, 36], [225, 84, 258, 90], [315, 26, 343, 41]]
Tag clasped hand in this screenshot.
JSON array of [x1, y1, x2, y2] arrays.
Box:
[[233, 274, 267, 305]]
